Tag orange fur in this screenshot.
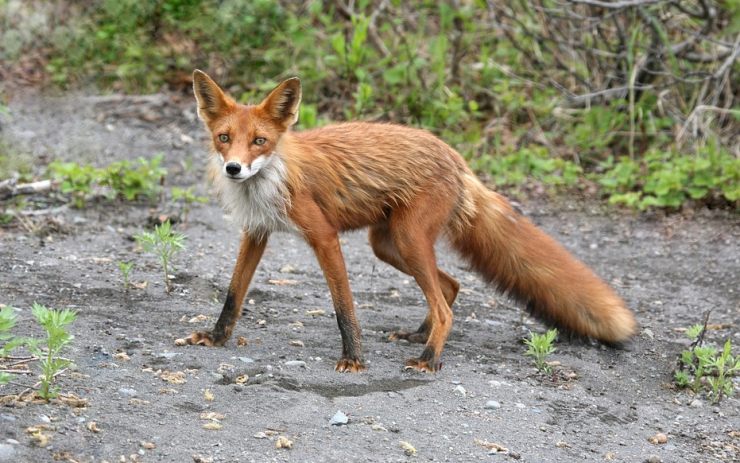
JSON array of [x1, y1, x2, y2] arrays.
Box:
[[184, 71, 637, 372]]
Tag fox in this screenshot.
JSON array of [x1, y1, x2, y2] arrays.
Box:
[[178, 69, 637, 373]]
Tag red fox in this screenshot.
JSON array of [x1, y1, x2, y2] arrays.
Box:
[[179, 70, 637, 373]]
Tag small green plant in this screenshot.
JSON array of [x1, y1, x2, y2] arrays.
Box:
[[675, 322, 739, 403], [48, 161, 104, 208], [118, 261, 134, 290], [0, 306, 20, 385], [135, 220, 186, 293], [101, 155, 166, 201], [47, 156, 167, 207], [27, 303, 77, 400], [171, 186, 208, 223], [524, 328, 558, 373]]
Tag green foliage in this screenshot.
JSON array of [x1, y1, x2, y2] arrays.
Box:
[[48, 161, 103, 208], [101, 155, 166, 201], [171, 186, 208, 223], [471, 146, 582, 190], [524, 329, 558, 374], [47, 156, 166, 207], [599, 143, 739, 209], [0, 306, 20, 385], [27, 303, 77, 400], [135, 220, 186, 293], [3, 1, 737, 211], [675, 324, 739, 403], [118, 261, 134, 290]]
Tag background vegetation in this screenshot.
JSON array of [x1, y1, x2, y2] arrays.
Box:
[[0, 0, 737, 209]]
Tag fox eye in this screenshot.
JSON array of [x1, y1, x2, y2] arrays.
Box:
[[254, 137, 266, 146], [218, 134, 230, 143]]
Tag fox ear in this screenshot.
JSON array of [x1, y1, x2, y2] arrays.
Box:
[[192, 69, 234, 123], [260, 77, 302, 127]]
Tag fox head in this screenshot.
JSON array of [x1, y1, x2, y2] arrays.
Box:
[[192, 69, 301, 182]]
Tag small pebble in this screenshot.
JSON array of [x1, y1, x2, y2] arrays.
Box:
[[485, 400, 501, 409], [330, 410, 348, 426], [645, 456, 662, 463], [238, 357, 255, 364], [285, 360, 306, 368], [453, 385, 466, 397], [275, 436, 293, 449], [118, 388, 138, 397], [648, 433, 668, 444], [689, 399, 702, 408]]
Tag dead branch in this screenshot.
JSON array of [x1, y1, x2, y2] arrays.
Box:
[[565, 0, 667, 8], [0, 179, 52, 200]]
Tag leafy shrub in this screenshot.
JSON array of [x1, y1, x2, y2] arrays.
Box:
[[47, 156, 166, 206], [101, 154, 166, 201], [471, 146, 582, 190], [599, 143, 739, 209]]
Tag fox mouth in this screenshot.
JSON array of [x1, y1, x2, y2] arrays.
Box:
[[221, 154, 272, 183]]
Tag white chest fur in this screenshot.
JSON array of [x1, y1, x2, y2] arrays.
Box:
[[212, 154, 294, 237]]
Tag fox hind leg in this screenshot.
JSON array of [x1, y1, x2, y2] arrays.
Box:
[[369, 223, 459, 344], [383, 198, 454, 372]]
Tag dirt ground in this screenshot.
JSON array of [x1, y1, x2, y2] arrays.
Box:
[[0, 94, 738, 463]]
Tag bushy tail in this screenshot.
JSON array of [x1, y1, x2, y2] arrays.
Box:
[[449, 179, 636, 344]]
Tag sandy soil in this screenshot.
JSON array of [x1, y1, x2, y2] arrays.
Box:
[[0, 94, 738, 463]]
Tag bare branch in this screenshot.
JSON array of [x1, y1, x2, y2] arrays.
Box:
[[564, 0, 667, 8]]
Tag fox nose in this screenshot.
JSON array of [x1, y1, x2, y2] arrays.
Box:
[[225, 162, 242, 176]]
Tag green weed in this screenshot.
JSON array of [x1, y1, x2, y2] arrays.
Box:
[[101, 155, 166, 201], [48, 161, 103, 208], [171, 186, 208, 224], [0, 306, 20, 386], [524, 329, 558, 373], [27, 303, 77, 401], [118, 261, 134, 290], [135, 220, 186, 293], [47, 156, 167, 207], [675, 323, 739, 403]]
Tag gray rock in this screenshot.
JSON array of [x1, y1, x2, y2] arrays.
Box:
[[238, 357, 255, 363], [118, 387, 138, 397], [285, 360, 307, 368], [485, 400, 501, 409], [453, 385, 466, 397], [0, 443, 15, 462], [330, 410, 348, 426]]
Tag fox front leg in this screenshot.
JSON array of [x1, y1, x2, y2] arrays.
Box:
[[177, 233, 267, 347]]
